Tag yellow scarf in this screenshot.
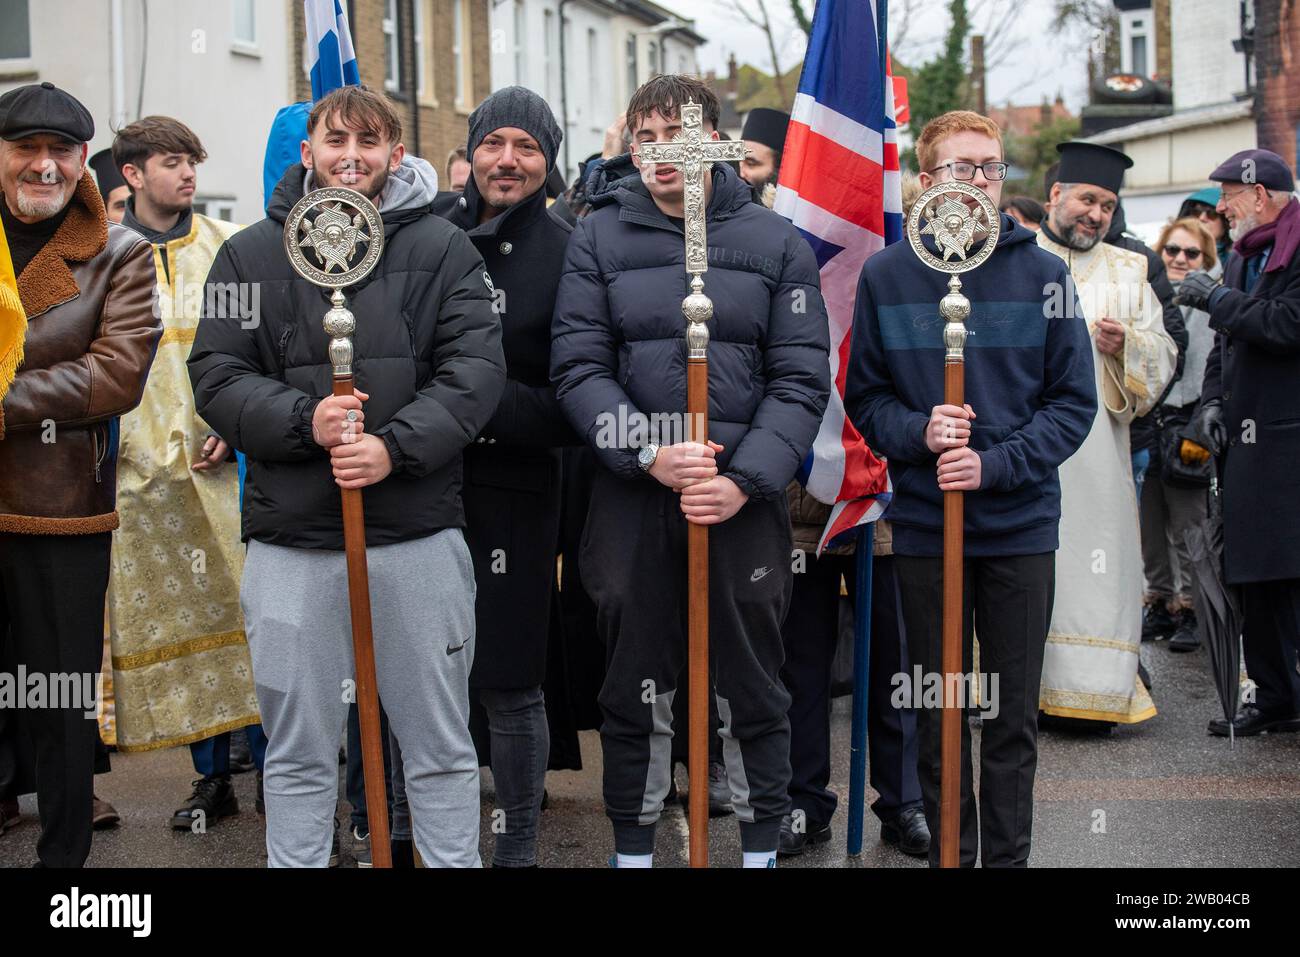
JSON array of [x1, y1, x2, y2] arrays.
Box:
[[0, 214, 25, 401]]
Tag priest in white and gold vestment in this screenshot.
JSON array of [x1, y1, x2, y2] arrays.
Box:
[[1036, 143, 1177, 724]]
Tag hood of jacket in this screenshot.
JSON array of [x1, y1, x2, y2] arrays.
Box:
[[1104, 200, 1129, 244], [267, 155, 440, 229], [590, 158, 756, 223], [583, 152, 637, 203]]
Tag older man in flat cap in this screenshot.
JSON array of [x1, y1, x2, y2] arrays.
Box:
[[1177, 148, 1300, 738], [1037, 142, 1177, 728], [0, 82, 158, 867]]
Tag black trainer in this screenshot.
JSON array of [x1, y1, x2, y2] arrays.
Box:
[[881, 805, 931, 857], [1168, 607, 1201, 653], [1141, 602, 1176, 641], [777, 812, 831, 857], [170, 775, 238, 831]]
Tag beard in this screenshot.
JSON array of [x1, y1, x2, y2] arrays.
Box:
[[14, 176, 73, 220], [1229, 210, 1259, 243], [1054, 211, 1104, 251], [143, 188, 192, 218]]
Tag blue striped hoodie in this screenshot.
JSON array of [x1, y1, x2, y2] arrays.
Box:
[[844, 214, 1096, 558]]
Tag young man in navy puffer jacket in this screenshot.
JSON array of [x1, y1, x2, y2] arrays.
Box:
[[845, 111, 1096, 868], [551, 75, 830, 868]]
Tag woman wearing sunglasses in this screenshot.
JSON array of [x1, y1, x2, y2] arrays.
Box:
[[1138, 217, 1220, 652], [1177, 187, 1232, 266]]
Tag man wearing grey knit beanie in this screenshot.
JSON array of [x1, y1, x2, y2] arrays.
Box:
[[433, 85, 576, 868]]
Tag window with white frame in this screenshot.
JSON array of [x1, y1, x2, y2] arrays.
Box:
[[648, 40, 658, 78], [232, 0, 256, 49], [453, 0, 471, 108], [626, 34, 637, 92], [414, 0, 426, 98], [194, 198, 237, 222], [384, 0, 401, 92], [514, 0, 527, 86], [543, 10, 555, 103], [0, 0, 32, 61], [1121, 11, 1151, 77], [587, 27, 598, 91]]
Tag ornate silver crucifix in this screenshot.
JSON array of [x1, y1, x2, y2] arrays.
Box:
[[635, 100, 745, 869], [638, 100, 746, 360]]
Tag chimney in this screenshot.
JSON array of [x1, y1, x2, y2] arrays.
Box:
[[727, 52, 738, 95]]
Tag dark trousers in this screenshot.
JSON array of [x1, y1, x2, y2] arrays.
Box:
[[581, 471, 793, 855], [346, 702, 393, 834], [780, 552, 921, 829], [191, 724, 268, 776], [1240, 578, 1300, 716], [895, 552, 1054, 868], [0, 532, 111, 867]]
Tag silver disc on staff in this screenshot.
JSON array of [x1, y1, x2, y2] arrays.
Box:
[[904, 178, 1000, 868], [282, 186, 385, 377], [905, 181, 1000, 354]]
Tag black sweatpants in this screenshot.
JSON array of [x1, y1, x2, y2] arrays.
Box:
[[1240, 578, 1300, 717], [580, 470, 793, 855], [894, 552, 1054, 868], [780, 551, 921, 829], [0, 532, 111, 868]]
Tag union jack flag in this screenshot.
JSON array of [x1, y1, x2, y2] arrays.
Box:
[[774, 0, 902, 554]]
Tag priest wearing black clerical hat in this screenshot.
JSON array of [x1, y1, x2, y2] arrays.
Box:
[[1036, 140, 1179, 728], [87, 148, 129, 224], [739, 107, 790, 191]]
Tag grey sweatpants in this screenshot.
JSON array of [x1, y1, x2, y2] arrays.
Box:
[[242, 530, 481, 868]]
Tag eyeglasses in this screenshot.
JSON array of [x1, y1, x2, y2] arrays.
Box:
[[1162, 244, 1203, 261], [1220, 185, 1258, 203], [928, 161, 1009, 182], [1191, 205, 1220, 220]]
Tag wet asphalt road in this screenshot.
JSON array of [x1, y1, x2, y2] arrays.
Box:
[[1, 636, 1296, 868]]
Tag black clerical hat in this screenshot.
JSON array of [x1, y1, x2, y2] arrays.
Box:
[[1055, 141, 1133, 194], [741, 108, 791, 154], [88, 148, 126, 202]]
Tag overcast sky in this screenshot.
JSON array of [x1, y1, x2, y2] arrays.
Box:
[[668, 0, 1094, 114]]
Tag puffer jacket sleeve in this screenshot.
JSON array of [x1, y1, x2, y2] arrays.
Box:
[[721, 229, 830, 500], [550, 217, 646, 479], [1, 236, 159, 436], [188, 240, 322, 462], [374, 224, 504, 478], [373, 229, 506, 476]]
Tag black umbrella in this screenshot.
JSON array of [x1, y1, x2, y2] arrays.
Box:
[[1183, 476, 1244, 747]]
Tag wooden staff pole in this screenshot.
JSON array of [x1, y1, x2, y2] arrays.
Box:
[[328, 295, 391, 870], [939, 274, 969, 869], [687, 358, 709, 868]]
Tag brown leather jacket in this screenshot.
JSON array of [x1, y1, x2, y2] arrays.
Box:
[[0, 172, 159, 534]]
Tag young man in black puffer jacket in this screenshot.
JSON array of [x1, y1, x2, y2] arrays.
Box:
[[189, 86, 505, 868], [551, 75, 830, 868]]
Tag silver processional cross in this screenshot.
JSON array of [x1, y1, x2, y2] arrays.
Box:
[[638, 100, 746, 360]]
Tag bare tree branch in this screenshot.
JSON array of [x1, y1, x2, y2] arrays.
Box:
[[722, 0, 788, 102]]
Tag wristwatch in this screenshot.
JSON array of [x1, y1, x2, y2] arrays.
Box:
[[637, 444, 660, 472]]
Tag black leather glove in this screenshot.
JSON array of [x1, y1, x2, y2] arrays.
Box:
[[1174, 270, 1220, 311], [1186, 398, 1227, 457]]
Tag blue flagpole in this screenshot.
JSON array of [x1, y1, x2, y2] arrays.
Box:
[[846, 521, 875, 855]]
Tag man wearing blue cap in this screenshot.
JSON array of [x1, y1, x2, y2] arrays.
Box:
[[1178, 148, 1300, 737]]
